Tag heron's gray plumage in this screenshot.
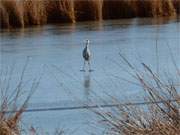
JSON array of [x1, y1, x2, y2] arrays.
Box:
[[82, 40, 91, 71], [83, 45, 91, 61]]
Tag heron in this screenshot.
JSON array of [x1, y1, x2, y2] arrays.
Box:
[[82, 39, 92, 71]]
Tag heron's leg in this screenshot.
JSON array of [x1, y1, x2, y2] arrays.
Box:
[[88, 61, 91, 71], [83, 60, 86, 71]]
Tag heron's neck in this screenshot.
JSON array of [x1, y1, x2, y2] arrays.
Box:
[[86, 44, 89, 48]]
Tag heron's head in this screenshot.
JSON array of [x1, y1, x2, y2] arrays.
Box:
[[86, 39, 90, 46]]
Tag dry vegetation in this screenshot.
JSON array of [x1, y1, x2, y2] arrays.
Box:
[[0, 63, 39, 135], [96, 55, 180, 135], [0, 0, 179, 28]]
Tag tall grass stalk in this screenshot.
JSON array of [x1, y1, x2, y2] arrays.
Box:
[[0, 62, 40, 135], [95, 53, 180, 135]]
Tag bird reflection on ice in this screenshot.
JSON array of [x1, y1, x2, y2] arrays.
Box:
[[84, 74, 90, 89], [83, 72, 91, 103]]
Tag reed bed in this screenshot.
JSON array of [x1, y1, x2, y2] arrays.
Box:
[[95, 54, 180, 135], [0, 0, 179, 28]]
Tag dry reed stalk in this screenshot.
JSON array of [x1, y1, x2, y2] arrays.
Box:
[[151, 0, 176, 17], [0, 0, 24, 28], [0, 62, 40, 135], [59, 0, 75, 23], [95, 54, 180, 135], [74, 0, 97, 21], [46, 0, 74, 23], [91, 0, 103, 21], [173, 0, 180, 13], [103, 0, 142, 19], [22, 0, 47, 25], [0, 1, 9, 28]]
